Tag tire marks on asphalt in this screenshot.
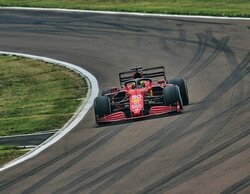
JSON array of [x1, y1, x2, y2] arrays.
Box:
[[60, 52, 249, 193], [221, 175, 250, 194], [21, 124, 128, 194], [177, 33, 207, 77], [54, 97, 246, 194], [139, 52, 249, 194], [0, 124, 127, 192], [178, 37, 245, 163], [54, 97, 249, 194], [139, 130, 250, 194], [185, 35, 230, 80], [50, 34, 249, 193]]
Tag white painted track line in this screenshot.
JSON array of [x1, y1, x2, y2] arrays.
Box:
[[0, 6, 250, 20], [0, 51, 99, 172]]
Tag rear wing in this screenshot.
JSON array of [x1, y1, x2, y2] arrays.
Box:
[[119, 66, 166, 86]]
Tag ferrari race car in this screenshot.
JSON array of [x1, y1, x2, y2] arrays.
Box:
[[94, 66, 189, 125]]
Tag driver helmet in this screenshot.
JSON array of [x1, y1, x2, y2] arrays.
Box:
[[139, 80, 146, 87], [133, 72, 142, 79]]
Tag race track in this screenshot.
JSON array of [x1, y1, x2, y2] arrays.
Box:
[[0, 9, 249, 193]]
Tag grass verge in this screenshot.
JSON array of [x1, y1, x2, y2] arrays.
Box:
[[0, 0, 249, 17], [0, 55, 88, 136], [0, 145, 28, 166]]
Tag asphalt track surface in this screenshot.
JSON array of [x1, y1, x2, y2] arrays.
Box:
[[0, 9, 249, 194]]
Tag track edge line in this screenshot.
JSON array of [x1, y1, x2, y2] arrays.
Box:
[[0, 51, 99, 172], [0, 6, 250, 20]]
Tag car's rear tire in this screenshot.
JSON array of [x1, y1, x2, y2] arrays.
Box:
[[168, 78, 189, 105], [94, 96, 111, 117], [163, 85, 183, 110]]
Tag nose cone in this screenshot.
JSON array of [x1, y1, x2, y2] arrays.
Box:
[[129, 90, 144, 116], [131, 105, 143, 116]]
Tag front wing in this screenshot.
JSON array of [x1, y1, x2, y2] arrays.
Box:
[[96, 104, 181, 125]]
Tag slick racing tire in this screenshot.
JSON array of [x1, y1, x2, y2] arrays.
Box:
[[168, 78, 189, 105], [94, 96, 111, 117], [163, 85, 183, 110]]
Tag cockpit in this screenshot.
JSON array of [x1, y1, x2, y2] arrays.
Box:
[[124, 78, 152, 89]]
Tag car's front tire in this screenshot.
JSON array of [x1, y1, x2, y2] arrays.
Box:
[[94, 96, 111, 119], [163, 85, 183, 110]]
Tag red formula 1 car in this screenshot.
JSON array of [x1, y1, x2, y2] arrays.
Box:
[[94, 66, 189, 125]]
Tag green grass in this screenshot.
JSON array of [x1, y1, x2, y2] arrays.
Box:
[[0, 145, 28, 166], [0, 55, 88, 136], [0, 0, 249, 17]]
